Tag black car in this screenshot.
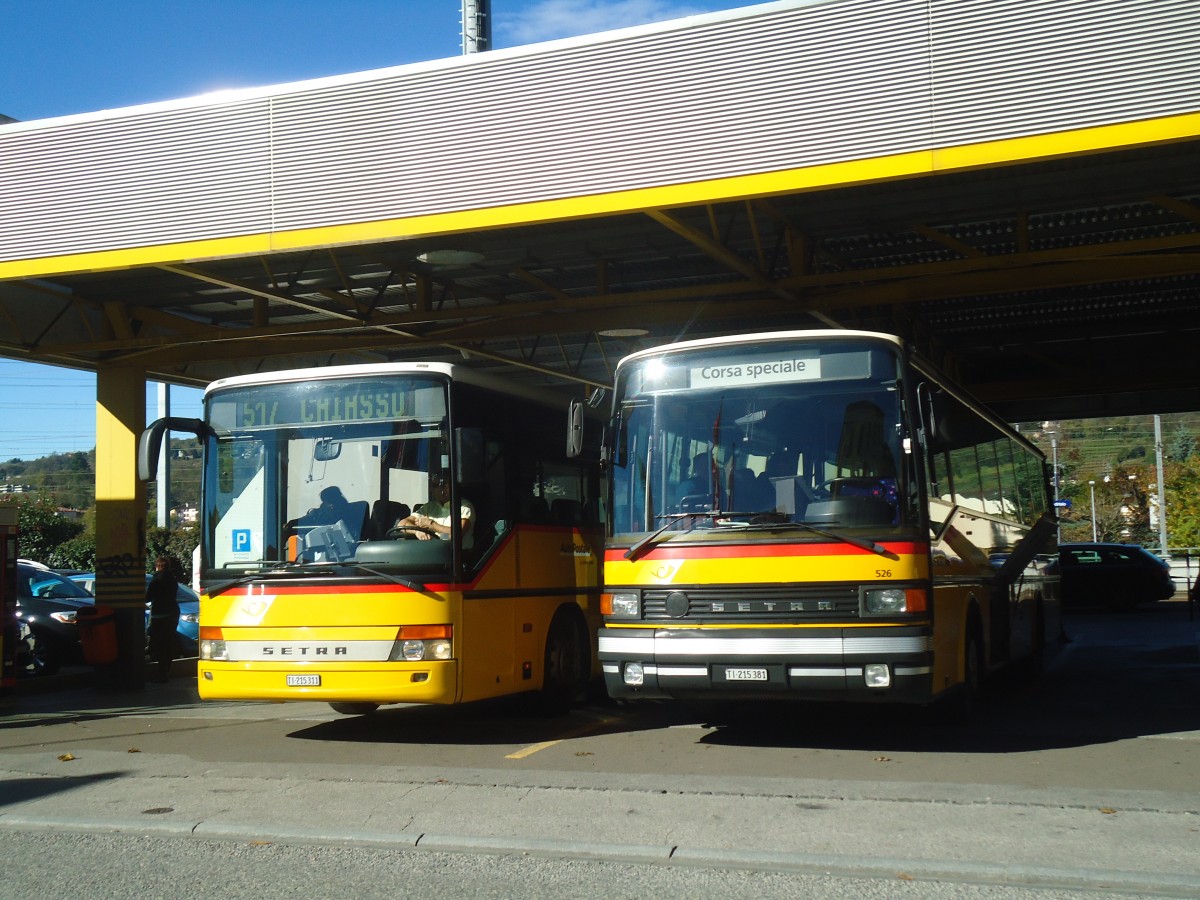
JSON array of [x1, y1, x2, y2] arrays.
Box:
[[15, 560, 96, 675], [1058, 542, 1176, 609]]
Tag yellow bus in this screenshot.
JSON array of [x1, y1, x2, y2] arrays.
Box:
[[141, 362, 602, 714], [598, 330, 1058, 719]]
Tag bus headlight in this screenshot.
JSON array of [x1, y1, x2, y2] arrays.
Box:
[[863, 588, 926, 614], [623, 662, 644, 686], [200, 639, 227, 661], [391, 638, 453, 662], [602, 592, 640, 617], [864, 663, 891, 687]]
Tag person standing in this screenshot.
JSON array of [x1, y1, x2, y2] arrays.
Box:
[[146, 555, 180, 683]]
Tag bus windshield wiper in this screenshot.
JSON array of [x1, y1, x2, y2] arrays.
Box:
[[624, 511, 714, 562], [208, 560, 430, 595], [745, 515, 900, 560], [342, 562, 428, 593]]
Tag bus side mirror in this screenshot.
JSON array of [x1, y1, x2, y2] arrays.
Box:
[[138, 417, 206, 481], [567, 399, 584, 458]]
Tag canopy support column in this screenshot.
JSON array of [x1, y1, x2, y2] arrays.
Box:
[[94, 365, 147, 690]]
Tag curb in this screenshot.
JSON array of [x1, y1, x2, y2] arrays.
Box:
[[1, 814, 1198, 897]]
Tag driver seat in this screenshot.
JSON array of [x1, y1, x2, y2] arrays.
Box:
[[368, 499, 410, 539]]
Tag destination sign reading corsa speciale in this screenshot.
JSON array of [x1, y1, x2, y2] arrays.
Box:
[[689, 354, 821, 388], [218, 380, 422, 428]]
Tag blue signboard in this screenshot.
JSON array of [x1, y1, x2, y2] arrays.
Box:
[[1053, 499, 1071, 509]]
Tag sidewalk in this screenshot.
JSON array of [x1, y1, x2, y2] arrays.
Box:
[[2, 607, 1198, 896]]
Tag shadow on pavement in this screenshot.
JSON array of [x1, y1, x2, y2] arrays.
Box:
[[0, 772, 127, 809]]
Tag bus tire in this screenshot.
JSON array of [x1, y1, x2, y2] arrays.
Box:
[[1021, 599, 1046, 680], [538, 611, 588, 716], [940, 617, 983, 725], [328, 702, 379, 716]]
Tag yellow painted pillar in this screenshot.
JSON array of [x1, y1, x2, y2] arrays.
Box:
[[94, 365, 147, 689]]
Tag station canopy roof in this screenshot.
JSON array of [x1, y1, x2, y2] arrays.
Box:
[[2, 0, 1199, 423]]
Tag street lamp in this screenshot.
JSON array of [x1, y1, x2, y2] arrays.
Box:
[[1050, 435, 1060, 542], [1089, 479, 1098, 542]]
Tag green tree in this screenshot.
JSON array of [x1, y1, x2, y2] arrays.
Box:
[[51, 533, 96, 570], [1164, 459, 1200, 548], [0, 495, 84, 563], [1168, 423, 1196, 463], [147, 524, 200, 581]]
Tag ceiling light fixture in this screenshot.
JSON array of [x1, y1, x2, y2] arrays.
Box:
[[417, 250, 485, 266], [598, 327, 649, 337]]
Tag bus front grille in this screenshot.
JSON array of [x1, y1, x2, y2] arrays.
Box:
[[640, 585, 861, 621]]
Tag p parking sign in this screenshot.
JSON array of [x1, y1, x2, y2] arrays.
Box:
[[232, 529, 252, 553]]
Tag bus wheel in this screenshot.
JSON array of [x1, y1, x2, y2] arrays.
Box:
[[939, 624, 982, 725], [328, 702, 379, 716], [538, 614, 587, 716], [1021, 600, 1047, 680]]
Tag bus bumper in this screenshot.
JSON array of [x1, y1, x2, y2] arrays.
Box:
[[195, 659, 459, 704], [598, 625, 933, 703]]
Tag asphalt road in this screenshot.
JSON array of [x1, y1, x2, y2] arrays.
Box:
[[1, 600, 1197, 898]]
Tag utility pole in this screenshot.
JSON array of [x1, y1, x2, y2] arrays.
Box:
[[462, 0, 491, 54], [1089, 479, 1098, 542], [156, 382, 170, 529], [1154, 414, 1168, 553], [1050, 434, 1060, 543]]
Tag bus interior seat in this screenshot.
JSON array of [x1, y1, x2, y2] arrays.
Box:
[[836, 401, 895, 478], [368, 499, 410, 539], [521, 496, 550, 523], [730, 467, 772, 512], [342, 500, 370, 540], [551, 499, 582, 525]]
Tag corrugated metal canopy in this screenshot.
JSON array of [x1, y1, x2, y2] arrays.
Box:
[[2, 0, 1199, 422]]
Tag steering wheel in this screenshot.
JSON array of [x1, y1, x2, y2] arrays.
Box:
[[386, 525, 435, 539]]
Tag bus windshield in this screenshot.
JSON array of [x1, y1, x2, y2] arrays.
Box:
[[202, 374, 452, 577], [609, 337, 915, 539]]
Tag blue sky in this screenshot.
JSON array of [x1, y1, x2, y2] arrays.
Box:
[[1, 0, 742, 460]]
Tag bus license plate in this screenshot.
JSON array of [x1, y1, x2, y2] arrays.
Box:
[[724, 667, 768, 682], [286, 674, 321, 686]]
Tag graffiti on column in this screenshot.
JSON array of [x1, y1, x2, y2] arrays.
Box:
[[97, 553, 138, 577]]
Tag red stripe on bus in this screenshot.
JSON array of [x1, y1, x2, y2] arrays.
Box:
[[604, 541, 926, 562]]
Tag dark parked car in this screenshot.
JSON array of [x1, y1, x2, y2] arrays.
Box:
[[1058, 542, 1176, 609], [15, 560, 95, 675], [69, 573, 200, 658]]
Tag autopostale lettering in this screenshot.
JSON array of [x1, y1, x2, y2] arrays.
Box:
[[261, 646, 348, 656]]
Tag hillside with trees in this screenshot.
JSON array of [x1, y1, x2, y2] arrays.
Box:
[[1019, 413, 1200, 550], [1, 438, 201, 515], [1, 438, 201, 576], [3, 416, 1198, 576]]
